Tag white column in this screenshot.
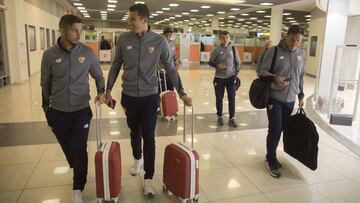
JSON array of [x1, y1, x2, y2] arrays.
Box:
[[183, 23, 189, 32], [4, 0, 28, 84], [270, 7, 283, 44], [316, 0, 350, 111], [211, 18, 219, 32]]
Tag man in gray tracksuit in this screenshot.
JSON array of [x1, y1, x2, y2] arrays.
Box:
[[260, 25, 305, 178], [105, 4, 192, 196], [209, 30, 241, 127], [41, 15, 105, 203], [157, 27, 184, 92]]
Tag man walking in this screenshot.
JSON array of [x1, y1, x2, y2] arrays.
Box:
[[105, 4, 192, 196], [41, 14, 106, 203]]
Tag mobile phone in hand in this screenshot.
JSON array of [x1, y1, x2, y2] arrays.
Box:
[[106, 99, 116, 109], [284, 78, 292, 82]]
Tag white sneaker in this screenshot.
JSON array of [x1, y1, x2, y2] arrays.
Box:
[[73, 190, 84, 203], [130, 158, 143, 176], [144, 179, 156, 196]]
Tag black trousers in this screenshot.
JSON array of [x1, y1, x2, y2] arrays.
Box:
[[213, 75, 236, 118], [121, 93, 160, 180], [46, 106, 92, 191]]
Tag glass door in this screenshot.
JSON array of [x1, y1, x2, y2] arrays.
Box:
[[0, 10, 9, 87]]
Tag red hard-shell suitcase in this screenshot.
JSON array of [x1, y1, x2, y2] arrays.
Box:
[[163, 106, 199, 203], [94, 103, 121, 203], [158, 69, 178, 118]]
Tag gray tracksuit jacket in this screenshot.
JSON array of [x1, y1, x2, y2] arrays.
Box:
[[107, 30, 185, 97], [260, 41, 305, 103], [209, 42, 241, 78], [41, 39, 105, 112]]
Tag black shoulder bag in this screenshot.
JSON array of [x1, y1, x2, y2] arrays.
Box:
[[248, 46, 277, 109]]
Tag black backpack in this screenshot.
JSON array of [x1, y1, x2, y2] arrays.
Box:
[[283, 108, 319, 170]]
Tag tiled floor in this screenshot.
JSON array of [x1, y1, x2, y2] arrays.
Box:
[[1, 64, 360, 202]]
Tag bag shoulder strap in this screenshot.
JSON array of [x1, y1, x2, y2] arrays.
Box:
[[232, 46, 237, 66], [269, 46, 278, 74]]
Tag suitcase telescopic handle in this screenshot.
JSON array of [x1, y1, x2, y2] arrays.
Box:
[[183, 104, 194, 148], [157, 69, 168, 92], [95, 102, 102, 150]]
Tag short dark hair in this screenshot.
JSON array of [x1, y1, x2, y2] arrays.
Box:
[[163, 27, 173, 34], [220, 30, 230, 37], [59, 14, 82, 28], [129, 4, 150, 19], [287, 25, 304, 35]]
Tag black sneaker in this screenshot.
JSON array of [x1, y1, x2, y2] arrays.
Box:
[[217, 117, 224, 125], [274, 159, 283, 169], [228, 118, 237, 128], [267, 162, 281, 178]]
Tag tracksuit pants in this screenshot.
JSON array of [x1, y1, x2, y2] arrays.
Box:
[[213, 75, 236, 118], [121, 93, 160, 180], [46, 106, 92, 191], [266, 98, 294, 165]]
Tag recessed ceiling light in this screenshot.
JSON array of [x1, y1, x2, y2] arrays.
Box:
[[286, 17, 294, 20], [73, 3, 83, 6], [100, 11, 107, 14], [264, 15, 271, 18], [190, 18, 196, 20], [289, 20, 296, 23], [190, 9, 199, 12], [175, 15, 182, 17], [77, 6, 85, 10], [292, 22, 299, 25], [182, 12, 189, 15], [152, 13, 158, 16], [79, 10, 87, 13], [150, 16, 154, 18], [237, 19, 245, 21], [228, 20, 234, 22], [107, 4, 116, 8], [162, 8, 170, 10], [84, 15, 90, 18], [283, 13, 291, 16], [219, 17, 224, 20], [258, 20, 263, 22], [108, 0, 117, 3], [306, 18, 311, 21], [169, 17, 175, 19], [236, 0, 246, 3], [250, 17, 257, 20], [169, 3, 179, 7], [206, 14, 214, 16], [107, 8, 115, 11], [305, 15, 311, 18], [134, 1, 144, 4], [245, 22, 251, 24], [256, 10, 266, 13], [241, 13, 249, 16], [217, 11, 225, 14], [228, 16, 236, 18], [260, 2, 274, 6], [156, 11, 164, 14], [201, 5, 211, 9], [201, 20, 206, 23], [184, 20, 189, 22], [230, 8, 240, 11]]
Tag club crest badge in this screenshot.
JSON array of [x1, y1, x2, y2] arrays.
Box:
[[148, 46, 155, 54], [78, 57, 85, 64]]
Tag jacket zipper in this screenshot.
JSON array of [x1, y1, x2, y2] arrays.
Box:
[[137, 37, 141, 97], [68, 52, 71, 111]]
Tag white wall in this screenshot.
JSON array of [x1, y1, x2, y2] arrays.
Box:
[[305, 8, 326, 76], [345, 16, 360, 45], [23, 1, 60, 75]]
